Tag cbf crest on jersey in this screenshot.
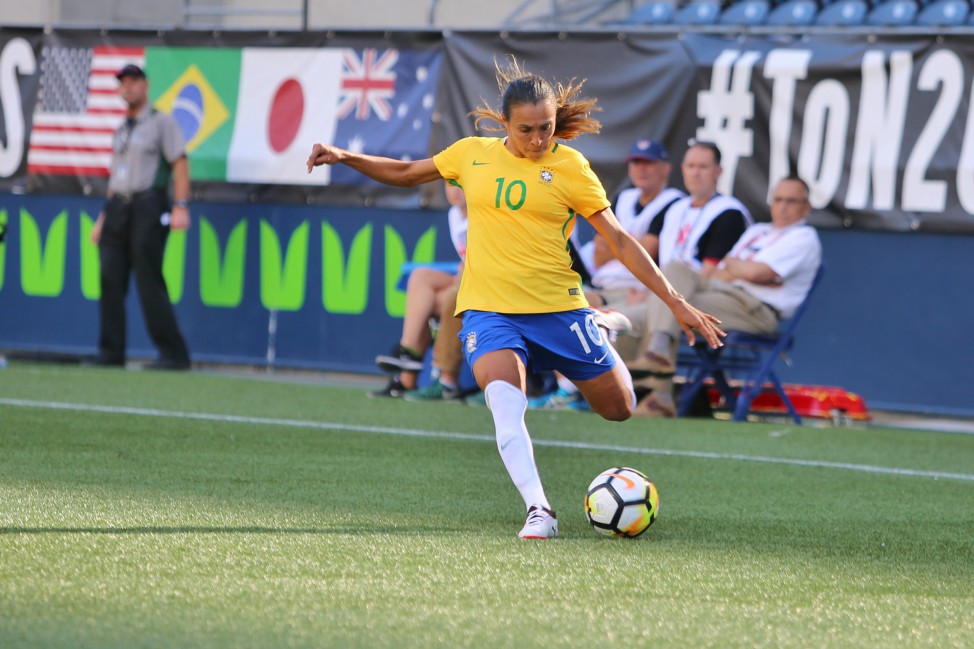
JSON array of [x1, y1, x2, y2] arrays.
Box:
[[539, 168, 554, 184]]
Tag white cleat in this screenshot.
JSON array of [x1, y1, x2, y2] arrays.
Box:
[[592, 308, 632, 342], [518, 505, 558, 539]]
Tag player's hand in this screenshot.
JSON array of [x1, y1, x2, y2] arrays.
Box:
[[306, 143, 343, 173], [673, 300, 725, 349]]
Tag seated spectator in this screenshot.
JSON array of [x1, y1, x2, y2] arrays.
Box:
[[371, 182, 467, 398], [530, 139, 684, 409], [634, 175, 823, 417], [620, 139, 752, 374]]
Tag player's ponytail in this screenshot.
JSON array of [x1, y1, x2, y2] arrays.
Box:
[[469, 56, 601, 141]]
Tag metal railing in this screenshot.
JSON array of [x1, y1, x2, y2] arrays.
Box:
[[182, 0, 310, 30], [501, 0, 636, 27]]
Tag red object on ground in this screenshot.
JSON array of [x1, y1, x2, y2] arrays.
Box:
[[704, 384, 871, 421]]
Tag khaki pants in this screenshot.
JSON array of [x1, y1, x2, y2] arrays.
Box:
[[645, 261, 779, 359]]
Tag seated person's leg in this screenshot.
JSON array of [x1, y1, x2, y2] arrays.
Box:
[[376, 267, 457, 389], [432, 284, 464, 387], [635, 276, 772, 418], [400, 267, 456, 356], [404, 285, 465, 401]]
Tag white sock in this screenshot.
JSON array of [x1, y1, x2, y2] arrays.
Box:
[[484, 380, 549, 511], [608, 343, 638, 411]]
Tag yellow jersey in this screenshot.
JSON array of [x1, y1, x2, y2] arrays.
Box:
[[433, 137, 610, 315]]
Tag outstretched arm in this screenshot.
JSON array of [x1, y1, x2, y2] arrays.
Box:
[[306, 143, 443, 187], [588, 207, 725, 349]]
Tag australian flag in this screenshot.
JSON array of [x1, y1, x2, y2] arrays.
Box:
[[329, 47, 443, 186]]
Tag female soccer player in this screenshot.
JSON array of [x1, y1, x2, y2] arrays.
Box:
[[307, 59, 724, 539]]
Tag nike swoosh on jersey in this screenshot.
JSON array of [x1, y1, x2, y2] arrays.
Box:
[[472, 160, 491, 166], [595, 351, 610, 364]]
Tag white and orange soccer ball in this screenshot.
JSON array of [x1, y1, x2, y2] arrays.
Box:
[[584, 467, 660, 537]]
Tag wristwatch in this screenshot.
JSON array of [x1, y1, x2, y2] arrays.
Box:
[[174, 199, 189, 208]]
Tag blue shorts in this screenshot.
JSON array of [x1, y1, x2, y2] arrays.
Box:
[[458, 309, 616, 382]]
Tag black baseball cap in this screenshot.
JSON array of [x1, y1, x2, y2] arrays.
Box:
[[115, 64, 146, 80]]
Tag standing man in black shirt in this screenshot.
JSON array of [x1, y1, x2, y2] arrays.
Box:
[[89, 63, 191, 370]]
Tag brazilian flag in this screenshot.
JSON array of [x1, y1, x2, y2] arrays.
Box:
[[145, 47, 241, 181]]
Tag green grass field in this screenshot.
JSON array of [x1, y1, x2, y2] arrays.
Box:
[[1, 361, 972, 648]]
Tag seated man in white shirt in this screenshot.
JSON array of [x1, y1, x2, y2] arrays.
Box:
[[621, 140, 751, 375], [635, 175, 823, 417]]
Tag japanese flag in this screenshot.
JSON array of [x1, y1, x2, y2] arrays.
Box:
[[227, 48, 343, 185]]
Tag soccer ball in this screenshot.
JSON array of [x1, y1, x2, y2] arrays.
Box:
[[584, 467, 660, 537]]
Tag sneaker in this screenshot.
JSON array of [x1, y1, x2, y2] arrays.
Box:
[[403, 378, 460, 402], [528, 387, 585, 410], [375, 344, 424, 373], [592, 308, 632, 342], [566, 398, 591, 412], [518, 505, 558, 539], [368, 377, 407, 399], [464, 390, 487, 407]]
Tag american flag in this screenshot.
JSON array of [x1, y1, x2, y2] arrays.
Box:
[[337, 48, 398, 121], [27, 45, 144, 177]]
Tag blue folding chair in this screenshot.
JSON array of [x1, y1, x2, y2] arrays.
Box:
[[766, 0, 820, 25], [676, 264, 826, 424], [866, 0, 919, 25], [815, 0, 869, 25], [719, 0, 772, 24], [622, 1, 677, 24], [915, 0, 970, 25], [674, 0, 723, 24]]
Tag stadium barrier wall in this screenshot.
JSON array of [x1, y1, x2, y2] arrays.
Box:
[[1, 192, 971, 416], [0, 193, 451, 372]]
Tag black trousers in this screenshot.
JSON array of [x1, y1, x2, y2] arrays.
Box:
[[97, 189, 189, 364]]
